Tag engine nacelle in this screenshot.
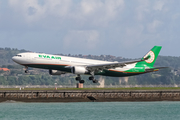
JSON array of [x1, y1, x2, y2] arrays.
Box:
[[49, 70, 65, 75], [71, 66, 89, 74]]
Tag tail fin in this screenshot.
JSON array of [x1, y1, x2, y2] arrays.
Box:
[[137, 46, 162, 67]]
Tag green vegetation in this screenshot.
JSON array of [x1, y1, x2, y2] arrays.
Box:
[[0, 48, 27, 65]]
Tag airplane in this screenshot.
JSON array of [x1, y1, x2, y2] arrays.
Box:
[[12, 46, 166, 83]]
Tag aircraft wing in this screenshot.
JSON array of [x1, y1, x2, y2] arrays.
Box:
[[86, 58, 148, 72]]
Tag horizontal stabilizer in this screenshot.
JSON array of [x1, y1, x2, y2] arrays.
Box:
[[145, 67, 168, 72]]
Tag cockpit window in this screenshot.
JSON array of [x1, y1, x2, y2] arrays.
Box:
[[15, 55, 22, 57]]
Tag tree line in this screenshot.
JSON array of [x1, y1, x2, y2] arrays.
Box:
[[0, 47, 180, 85]]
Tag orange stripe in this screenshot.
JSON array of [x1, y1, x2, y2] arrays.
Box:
[[109, 69, 144, 73]]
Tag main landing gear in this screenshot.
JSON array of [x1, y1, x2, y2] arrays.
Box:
[[24, 66, 29, 73], [89, 76, 98, 83], [75, 75, 85, 83], [75, 75, 98, 83], [89, 71, 98, 83]]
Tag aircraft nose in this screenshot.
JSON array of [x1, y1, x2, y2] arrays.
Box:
[[12, 56, 17, 62]]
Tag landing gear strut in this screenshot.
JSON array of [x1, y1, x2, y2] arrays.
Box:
[[89, 71, 98, 83], [75, 75, 85, 83], [24, 66, 29, 73]]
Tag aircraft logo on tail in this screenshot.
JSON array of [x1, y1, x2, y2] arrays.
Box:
[[143, 51, 155, 63]]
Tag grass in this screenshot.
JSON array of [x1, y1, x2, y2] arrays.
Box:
[[1, 87, 180, 91]]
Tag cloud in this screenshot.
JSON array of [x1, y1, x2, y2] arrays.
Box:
[[8, 0, 72, 25], [79, 0, 124, 27], [81, 0, 99, 14], [122, 25, 144, 47], [1, 0, 180, 57], [153, 0, 165, 11], [63, 30, 99, 50], [7, 0, 124, 28], [135, 0, 150, 21], [147, 20, 163, 33]]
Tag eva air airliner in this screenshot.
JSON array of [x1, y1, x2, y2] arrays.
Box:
[[12, 46, 166, 83]]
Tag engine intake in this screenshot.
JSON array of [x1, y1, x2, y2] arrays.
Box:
[[49, 70, 65, 75], [71, 66, 89, 74]]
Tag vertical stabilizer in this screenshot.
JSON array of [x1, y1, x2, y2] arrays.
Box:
[[137, 46, 162, 67]]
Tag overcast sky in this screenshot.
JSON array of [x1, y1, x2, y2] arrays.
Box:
[[0, 0, 180, 58]]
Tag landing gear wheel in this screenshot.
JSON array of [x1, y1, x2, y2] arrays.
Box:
[[76, 77, 81, 81], [75, 75, 85, 83], [25, 70, 29, 73], [89, 76, 94, 80], [80, 80, 85, 83], [93, 80, 98, 83]]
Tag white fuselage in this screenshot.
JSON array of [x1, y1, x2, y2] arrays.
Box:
[[12, 52, 136, 74]]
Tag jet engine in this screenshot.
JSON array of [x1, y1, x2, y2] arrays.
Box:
[[49, 70, 65, 75], [71, 66, 89, 74]]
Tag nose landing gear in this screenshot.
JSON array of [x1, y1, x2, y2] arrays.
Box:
[[24, 66, 29, 73]]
